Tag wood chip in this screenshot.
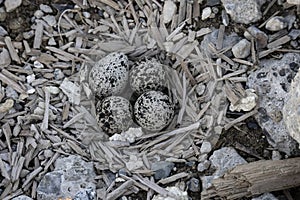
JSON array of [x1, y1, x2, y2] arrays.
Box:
[[33, 21, 44, 49], [4, 36, 21, 64]]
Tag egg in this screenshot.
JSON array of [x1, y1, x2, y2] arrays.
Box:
[[96, 96, 133, 135], [89, 52, 129, 98], [134, 91, 174, 131], [129, 59, 166, 94]]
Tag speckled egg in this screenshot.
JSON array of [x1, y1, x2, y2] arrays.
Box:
[[96, 96, 133, 135], [134, 91, 174, 131], [130, 59, 166, 94], [89, 52, 129, 98]]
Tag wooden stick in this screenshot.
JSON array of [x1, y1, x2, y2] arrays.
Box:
[[201, 157, 300, 200]]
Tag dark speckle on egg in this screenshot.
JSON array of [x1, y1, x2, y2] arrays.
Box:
[[134, 90, 174, 131]]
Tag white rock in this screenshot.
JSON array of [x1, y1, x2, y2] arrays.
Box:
[[163, 0, 177, 24], [126, 155, 144, 171], [265, 16, 287, 31], [152, 186, 189, 200], [42, 15, 57, 26], [271, 150, 281, 160], [34, 10, 44, 19], [48, 37, 57, 46], [232, 39, 251, 58], [197, 160, 210, 172], [33, 60, 44, 68], [287, 0, 300, 5], [200, 141, 212, 154], [40, 4, 53, 13], [109, 127, 143, 143], [26, 74, 35, 84], [4, 0, 22, 12], [202, 7, 212, 20], [229, 89, 258, 112], [83, 12, 91, 19], [45, 86, 60, 95]]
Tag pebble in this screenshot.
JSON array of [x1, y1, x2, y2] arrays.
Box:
[[34, 10, 44, 19], [0, 7, 7, 21], [195, 84, 206, 96], [48, 37, 57, 45], [42, 15, 57, 26], [202, 7, 212, 20], [221, 0, 262, 24], [163, 0, 177, 24], [287, 0, 300, 4], [45, 86, 60, 95], [23, 30, 35, 39], [12, 195, 33, 200], [197, 160, 210, 172], [265, 16, 288, 31], [232, 39, 251, 58], [187, 178, 200, 192], [152, 186, 189, 200], [40, 4, 53, 13], [151, 161, 174, 180], [289, 29, 300, 40], [271, 150, 282, 160], [26, 74, 35, 84], [5, 86, 18, 99], [83, 11, 91, 19], [126, 155, 144, 171], [0, 99, 14, 113], [200, 141, 212, 154], [0, 48, 11, 67], [33, 60, 44, 69], [244, 26, 268, 49], [37, 155, 96, 200], [54, 69, 65, 80], [0, 26, 7, 36], [229, 89, 258, 112], [4, 0, 22, 12]]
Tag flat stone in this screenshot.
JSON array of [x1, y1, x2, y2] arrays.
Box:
[[247, 53, 300, 155], [244, 26, 268, 49], [42, 15, 57, 26], [37, 155, 96, 200], [232, 39, 251, 58], [4, 0, 22, 12], [221, 0, 262, 24], [287, 0, 300, 4], [265, 16, 288, 31], [12, 195, 33, 200], [151, 161, 174, 180]]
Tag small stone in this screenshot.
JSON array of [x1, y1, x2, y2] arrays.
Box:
[[0, 99, 14, 113], [82, 12, 91, 18], [271, 150, 282, 160], [287, 0, 300, 4], [4, 0, 22, 12], [126, 155, 144, 171], [40, 4, 53, 13], [34, 10, 44, 19], [229, 89, 258, 112], [244, 26, 268, 49], [197, 160, 211, 172], [163, 0, 177, 24], [200, 141, 212, 154], [33, 61, 44, 69], [5, 86, 18, 99], [187, 178, 200, 192], [152, 186, 189, 200], [0, 26, 7, 36], [0, 48, 11, 68], [265, 16, 288, 31], [232, 39, 251, 58], [23, 30, 35, 39], [12, 195, 33, 200], [42, 15, 57, 26], [45, 86, 60, 95], [54, 68, 65, 80], [202, 7, 212, 20], [289, 29, 300, 40], [48, 37, 57, 45], [151, 161, 174, 180], [26, 74, 35, 84], [252, 193, 279, 200], [221, 0, 262, 24]]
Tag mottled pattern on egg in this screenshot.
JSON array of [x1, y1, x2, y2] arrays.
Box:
[[89, 52, 129, 98], [97, 96, 133, 135], [134, 91, 174, 131], [130, 59, 165, 94]]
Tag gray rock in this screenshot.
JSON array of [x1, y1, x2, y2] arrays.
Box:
[[5, 86, 18, 99], [42, 15, 56, 27], [221, 0, 262, 24], [12, 195, 33, 200], [289, 29, 300, 40], [151, 161, 174, 180], [202, 7, 212, 20], [201, 147, 246, 189], [197, 160, 210, 172], [265, 16, 288, 31], [4, 0, 22, 12], [200, 141, 212, 154], [247, 53, 300, 155], [0, 26, 7, 36], [37, 155, 96, 200], [232, 39, 251, 58], [34, 10, 44, 19], [252, 193, 278, 200], [0, 48, 11, 68], [40, 4, 53, 13], [200, 29, 240, 58], [187, 178, 200, 192], [244, 26, 268, 49], [283, 68, 300, 146]]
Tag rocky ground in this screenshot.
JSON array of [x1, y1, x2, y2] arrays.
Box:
[[0, 0, 300, 200]]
